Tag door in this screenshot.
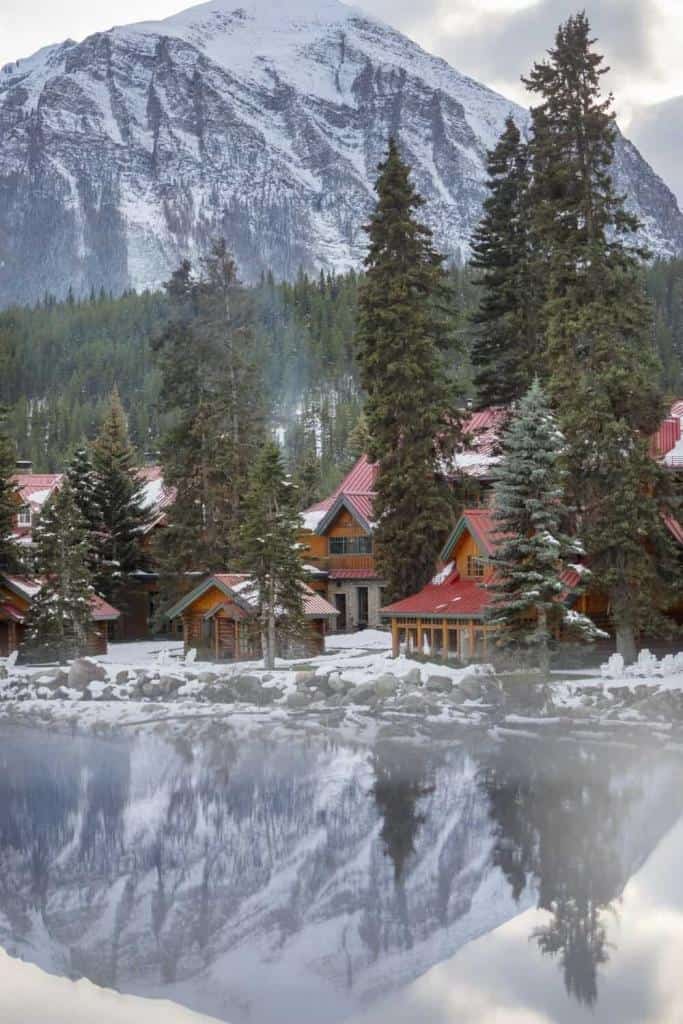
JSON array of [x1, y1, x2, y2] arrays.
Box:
[[334, 593, 347, 632], [356, 587, 369, 629]]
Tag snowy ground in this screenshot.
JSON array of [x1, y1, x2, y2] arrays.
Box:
[[1, 632, 683, 736], [0, 949, 221, 1024]]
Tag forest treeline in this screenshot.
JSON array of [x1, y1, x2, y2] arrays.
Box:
[[0, 256, 681, 482]]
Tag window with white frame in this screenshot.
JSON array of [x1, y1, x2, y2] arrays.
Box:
[[17, 506, 31, 528]]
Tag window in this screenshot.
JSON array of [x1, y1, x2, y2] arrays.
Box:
[[357, 587, 369, 627], [17, 506, 31, 528], [466, 555, 487, 578], [329, 536, 372, 555]]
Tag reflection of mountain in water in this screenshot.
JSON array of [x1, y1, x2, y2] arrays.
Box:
[[0, 726, 680, 1023]]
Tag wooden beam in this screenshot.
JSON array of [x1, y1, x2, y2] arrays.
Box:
[[442, 620, 448, 662], [391, 618, 399, 658], [416, 618, 423, 653]]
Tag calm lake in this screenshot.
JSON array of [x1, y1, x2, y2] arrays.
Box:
[[0, 720, 682, 1023]]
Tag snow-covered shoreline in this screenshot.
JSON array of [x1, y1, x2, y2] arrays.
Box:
[[1, 633, 683, 737]]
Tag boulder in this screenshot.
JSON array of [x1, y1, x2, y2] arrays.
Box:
[[286, 691, 311, 709], [198, 671, 218, 685], [231, 675, 265, 703], [347, 681, 378, 705], [398, 693, 427, 713], [456, 674, 484, 701], [424, 675, 453, 693], [158, 675, 184, 697], [295, 670, 317, 686], [327, 672, 347, 694], [116, 669, 132, 685], [374, 674, 399, 698], [205, 683, 236, 704], [403, 666, 422, 687], [68, 658, 106, 690]]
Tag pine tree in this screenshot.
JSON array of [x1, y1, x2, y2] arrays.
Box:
[[487, 380, 597, 672], [91, 387, 148, 604], [66, 444, 103, 574], [0, 405, 20, 572], [240, 441, 307, 670], [525, 14, 672, 662], [470, 116, 539, 407], [154, 242, 266, 607], [356, 138, 460, 601], [21, 481, 93, 664]]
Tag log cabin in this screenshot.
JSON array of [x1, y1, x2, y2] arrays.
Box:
[[0, 574, 120, 658], [164, 573, 339, 661], [380, 509, 612, 661]]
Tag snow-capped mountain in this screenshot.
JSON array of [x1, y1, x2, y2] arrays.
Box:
[[0, 0, 682, 306]]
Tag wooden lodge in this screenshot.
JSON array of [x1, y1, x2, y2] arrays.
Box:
[[300, 455, 385, 630], [164, 573, 339, 661], [0, 574, 120, 658], [380, 509, 613, 662]]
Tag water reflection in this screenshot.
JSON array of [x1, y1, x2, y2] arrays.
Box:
[[0, 723, 681, 1023]]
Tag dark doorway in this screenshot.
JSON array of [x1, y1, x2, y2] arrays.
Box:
[[335, 593, 347, 631], [357, 587, 369, 629]]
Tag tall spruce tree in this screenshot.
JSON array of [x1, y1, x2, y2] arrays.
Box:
[[470, 116, 539, 407], [91, 388, 148, 604], [0, 405, 20, 572], [240, 441, 307, 669], [356, 138, 459, 601], [21, 481, 93, 664], [487, 380, 598, 672], [155, 242, 266, 607], [66, 444, 104, 575], [524, 14, 672, 662]]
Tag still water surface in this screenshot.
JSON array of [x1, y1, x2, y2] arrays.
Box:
[[0, 722, 682, 1023]]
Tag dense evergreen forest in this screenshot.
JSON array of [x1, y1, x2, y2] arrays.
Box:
[[0, 259, 680, 484]]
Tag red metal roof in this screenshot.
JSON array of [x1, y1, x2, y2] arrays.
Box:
[[90, 594, 121, 622], [664, 514, 683, 546], [303, 456, 378, 529], [463, 508, 497, 556], [213, 573, 251, 588], [303, 591, 339, 618], [12, 474, 63, 502], [382, 571, 492, 619]]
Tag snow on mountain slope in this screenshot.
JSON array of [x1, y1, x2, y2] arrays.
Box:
[[0, 0, 681, 306]]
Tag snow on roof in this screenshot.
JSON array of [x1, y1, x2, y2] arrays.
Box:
[[165, 573, 338, 620], [381, 573, 492, 619], [11, 474, 62, 507]]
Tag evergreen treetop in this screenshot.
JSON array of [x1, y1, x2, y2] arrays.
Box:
[[470, 115, 539, 407], [356, 138, 460, 600]]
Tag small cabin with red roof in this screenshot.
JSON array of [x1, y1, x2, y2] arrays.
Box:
[[380, 510, 607, 661], [0, 574, 120, 659], [164, 573, 339, 661]]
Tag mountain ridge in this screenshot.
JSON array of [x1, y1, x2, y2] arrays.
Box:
[[0, 0, 681, 306]]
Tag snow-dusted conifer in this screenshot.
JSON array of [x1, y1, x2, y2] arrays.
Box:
[[66, 443, 104, 573], [21, 481, 93, 664], [487, 379, 596, 671], [240, 441, 307, 670], [92, 388, 149, 603]]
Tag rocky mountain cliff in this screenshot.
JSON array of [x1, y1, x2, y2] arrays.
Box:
[[1, 0, 682, 306]]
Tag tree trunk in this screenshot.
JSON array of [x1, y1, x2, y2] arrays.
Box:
[[536, 607, 551, 678], [615, 623, 637, 666]]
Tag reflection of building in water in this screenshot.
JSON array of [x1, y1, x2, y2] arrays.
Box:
[[0, 727, 680, 1023]]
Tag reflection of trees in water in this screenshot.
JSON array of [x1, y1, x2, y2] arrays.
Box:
[[482, 742, 642, 1007], [372, 742, 435, 883]]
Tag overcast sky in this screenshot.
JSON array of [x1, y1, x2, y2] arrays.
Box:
[[1, 0, 681, 126]]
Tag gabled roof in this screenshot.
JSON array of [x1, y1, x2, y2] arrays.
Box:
[[11, 474, 63, 506], [440, 509, 497, 561], [164, 573, 339, 621], [0, 574, 120, 621], [316, 492, 374, 535], [0, 601, 26, 624], [301, 455, 378, 534], [137, 466, 177, 533]]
